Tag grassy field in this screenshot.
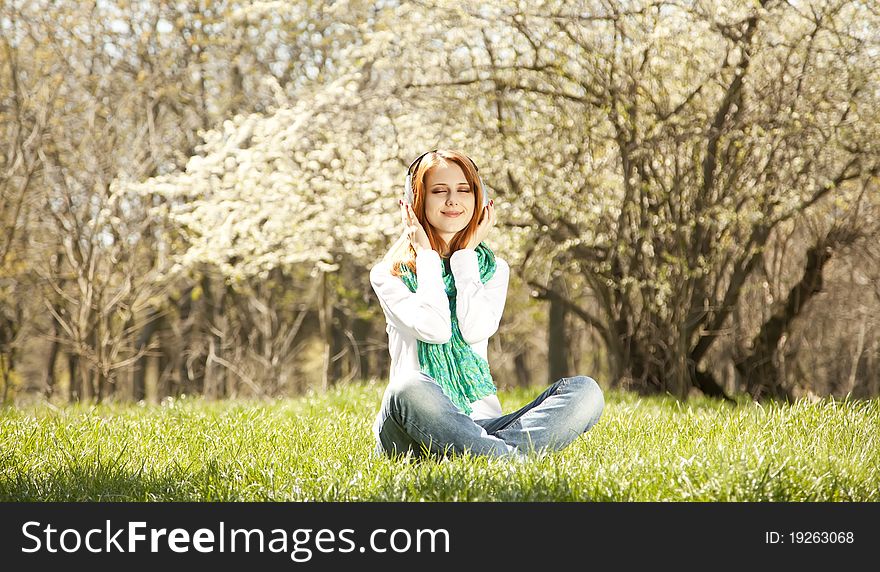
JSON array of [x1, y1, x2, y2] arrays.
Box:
[[1, 381, 878, 501]]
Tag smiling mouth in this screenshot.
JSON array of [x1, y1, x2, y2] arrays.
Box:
[[442, 211, 463, 217]]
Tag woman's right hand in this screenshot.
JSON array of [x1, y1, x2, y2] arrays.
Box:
[[399, 199, 432, 253], [465, 199, 495, 250]]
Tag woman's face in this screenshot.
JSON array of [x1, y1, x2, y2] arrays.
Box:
[[423, 161, 475, 243]]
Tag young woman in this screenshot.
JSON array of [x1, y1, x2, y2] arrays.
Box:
[[369, 149, 604, 459]]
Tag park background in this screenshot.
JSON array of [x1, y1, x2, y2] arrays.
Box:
[[2, 0, 879, 502], [1, 0, 879, 406]]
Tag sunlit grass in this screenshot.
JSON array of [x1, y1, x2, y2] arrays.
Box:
[[1, 381, 877, 501]]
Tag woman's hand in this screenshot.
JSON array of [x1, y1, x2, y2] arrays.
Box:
[[399, 199, 432, 253], [465, 199, 495, 250]]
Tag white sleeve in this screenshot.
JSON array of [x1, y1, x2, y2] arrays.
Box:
[[449, 249, 510, 344], [369, 249, 452, 344]]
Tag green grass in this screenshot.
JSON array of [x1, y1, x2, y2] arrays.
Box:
[[1, 381, 878, 501]]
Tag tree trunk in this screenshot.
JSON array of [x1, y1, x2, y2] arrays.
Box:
[[203, 279, 227, 398], [330, 305, 348, 383], [0, 350, 12, 403], [320, 270, 332, 391], [157, 335, 172, 401], [132, 306, 162, 400], [68, 352, 81, 402], [89, 326, 102, 402], [372, 330, 390, 383], [352, 316, 371, 382], [175, 283, 195, 398], [44, 329, 60, 398], [96, 368, 107, 403], [217, 283, 230, 397], [189, 271, 214, 396], [42, 252, 67, 398], [547, 272, 573, 384], [513, 348, 530, 387], [736, 240, 837, 401]]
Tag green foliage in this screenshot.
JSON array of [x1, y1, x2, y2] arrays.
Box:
[[1, 383, 877, 501]]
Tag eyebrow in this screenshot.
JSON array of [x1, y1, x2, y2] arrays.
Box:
[[431, 183, 470, 188]]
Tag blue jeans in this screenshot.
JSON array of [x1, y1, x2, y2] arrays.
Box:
[[372, 370, 605, 459]]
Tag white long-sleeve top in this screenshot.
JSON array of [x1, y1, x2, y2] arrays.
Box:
[[369, 247, 510, 420]]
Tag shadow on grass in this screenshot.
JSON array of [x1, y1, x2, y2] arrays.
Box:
[[0, 464, 199, 502], [1, 452, 605, 502]]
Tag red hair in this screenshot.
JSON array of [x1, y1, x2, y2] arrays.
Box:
[[389, 149, 486, 278]]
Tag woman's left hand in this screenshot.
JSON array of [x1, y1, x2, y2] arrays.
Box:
[[465, 199, 495, 250]]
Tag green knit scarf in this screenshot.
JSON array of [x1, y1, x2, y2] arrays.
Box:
[[398, 242, 498, 414]]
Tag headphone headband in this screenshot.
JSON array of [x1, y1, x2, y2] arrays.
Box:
[[403, 149, 489, 208]]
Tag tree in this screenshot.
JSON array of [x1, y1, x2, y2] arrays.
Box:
[[413, 0, 880, 399], [100, 0, 880, 402]]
